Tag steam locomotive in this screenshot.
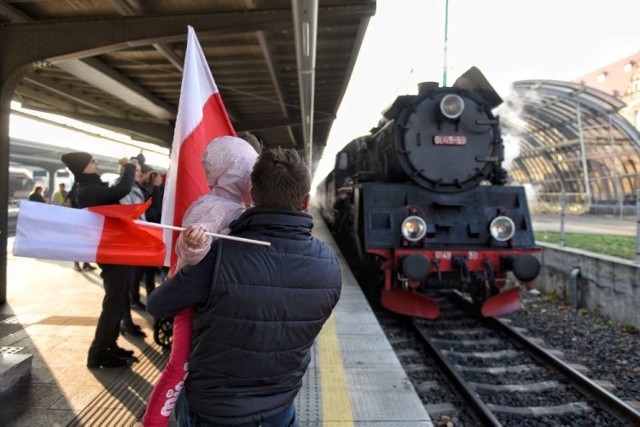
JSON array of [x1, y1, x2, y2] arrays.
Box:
[[317, 67, 540, 319]]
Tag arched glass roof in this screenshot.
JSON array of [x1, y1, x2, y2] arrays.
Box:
[[500, 80, 640, 214]]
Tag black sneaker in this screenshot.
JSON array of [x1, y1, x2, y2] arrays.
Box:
[[87, 353, 130, 369]]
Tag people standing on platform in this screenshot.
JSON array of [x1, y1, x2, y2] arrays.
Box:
[[65, 180, 98, 273], [28, 186, 46, 203], [142, 135, 258, 426], [146, 147, 342, 427], [118, 159, 148, 338], [61, 151, 138, 369], [52, 183, 68, 206], [129, 160, 165, 310]]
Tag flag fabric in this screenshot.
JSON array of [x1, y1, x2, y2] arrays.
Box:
[[161, 26, 236, 268], [12, 200, 165, 266]]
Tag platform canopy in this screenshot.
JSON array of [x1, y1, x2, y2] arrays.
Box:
[[500, 80, 640, 214], [0, 0, 376, 173], [0, 0, 376, 303]]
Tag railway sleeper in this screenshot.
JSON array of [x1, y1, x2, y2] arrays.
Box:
[[395, 348, 421, 358], [442, 349, 520, 359], [423, 402, 458, 417], [486, 401, 592, 416], [456, 363, 541, 374], [415, 380, 441, 392], [431, 337, 502, 346], [467, 380, 562, 392]]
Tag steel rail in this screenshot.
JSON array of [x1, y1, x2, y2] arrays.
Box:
[[449, 291, 640, 425], [489, 316, 640, 425], [411, 318, 502, 426]]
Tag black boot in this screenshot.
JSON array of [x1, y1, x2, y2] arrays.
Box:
[[107, 346, 139, 363], [87, 352, 130, 369], [107, 345, 134, 357], [120, 322, 147, 337]]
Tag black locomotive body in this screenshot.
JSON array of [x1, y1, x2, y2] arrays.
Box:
[[317, 67, 540, 319]]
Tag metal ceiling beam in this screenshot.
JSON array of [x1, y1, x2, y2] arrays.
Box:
[[0, 7, 374, 65], [22, 74, 127, 117], [0, 0, 177, 120], [0, 0, 29, 21], [246, 0, 296, 147], [55, 58, 176, 120], [108, 0, 184, 73], [16, 84, 108, 116], [152, 43, 184, 73], [236, 115, 334, 134], [24, 108, 173, 146], [292, 0, 318, 166]]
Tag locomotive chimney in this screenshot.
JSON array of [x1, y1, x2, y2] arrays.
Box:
[[418, 82, 439, 95]]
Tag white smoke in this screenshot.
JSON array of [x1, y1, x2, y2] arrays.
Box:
[[522, 183, 539, 214], [502, 133, 521, 170]]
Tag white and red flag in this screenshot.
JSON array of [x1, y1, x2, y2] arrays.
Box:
[[161, 26, 236, 268], [12, 200, 165, 266]]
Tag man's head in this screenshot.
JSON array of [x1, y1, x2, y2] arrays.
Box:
[[250, 148, 310, 211], [136, 162, 154, 183], [61, 152, 95, 176], [34, 186, 43, 194], [59, 183, 66, 190]]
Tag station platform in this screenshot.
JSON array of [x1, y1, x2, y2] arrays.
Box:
[[0, 210, 433, 426]]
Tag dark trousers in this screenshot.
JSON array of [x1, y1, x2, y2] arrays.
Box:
[[130, 266, 157, 303], [123, 265, 137, 326], [88, 264, 128, 359], [176, 392, 297, 427]]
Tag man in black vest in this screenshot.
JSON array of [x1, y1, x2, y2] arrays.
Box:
[[61, 152, 138, 369], [147, 148, 342, 427]]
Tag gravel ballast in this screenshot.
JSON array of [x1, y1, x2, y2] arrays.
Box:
[[504, 289, 640, 404]]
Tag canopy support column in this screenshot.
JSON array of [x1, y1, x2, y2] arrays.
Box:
[[576, 102, 591, 209]]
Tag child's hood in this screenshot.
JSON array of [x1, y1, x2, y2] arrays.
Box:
[[202, 136, 258, 202]]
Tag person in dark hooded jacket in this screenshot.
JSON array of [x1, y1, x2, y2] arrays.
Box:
[[147, 148, 342, 427], [61, 152, 138, 369]]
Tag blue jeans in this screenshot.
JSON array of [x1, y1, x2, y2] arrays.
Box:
[[175, 391, 298, 427]]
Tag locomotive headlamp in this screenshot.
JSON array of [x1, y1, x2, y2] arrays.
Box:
[[401, 216, 427, 242], [489, 216, 515, 242], [440, 94, 465, 119]]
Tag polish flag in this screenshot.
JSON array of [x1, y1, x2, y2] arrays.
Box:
[[12, 201, 165, 266], [161, 26, 236, 268]]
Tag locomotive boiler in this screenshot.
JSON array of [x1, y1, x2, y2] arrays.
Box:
[[317, 67, 540, 319]]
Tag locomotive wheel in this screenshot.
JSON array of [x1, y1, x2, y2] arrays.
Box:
[[153, 317, 174, 349]]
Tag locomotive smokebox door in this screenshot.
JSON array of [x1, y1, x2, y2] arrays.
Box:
[[396, 91, 500, 193]]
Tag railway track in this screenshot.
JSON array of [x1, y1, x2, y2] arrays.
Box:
[[383, 291, 640, 426]]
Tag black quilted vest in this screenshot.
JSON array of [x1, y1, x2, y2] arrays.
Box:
[[186, 208, 342, 425]]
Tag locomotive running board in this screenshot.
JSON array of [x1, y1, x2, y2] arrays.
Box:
[[381, 291, 440, 319], [481, 288, 520, 317]]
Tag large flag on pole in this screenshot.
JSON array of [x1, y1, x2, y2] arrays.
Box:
[[161, 26, 236, 267]]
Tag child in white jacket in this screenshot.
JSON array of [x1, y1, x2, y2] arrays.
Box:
[[143, 135, 258, 427]]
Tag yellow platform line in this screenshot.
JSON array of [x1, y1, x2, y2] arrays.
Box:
[[318, 314, 354, 426]]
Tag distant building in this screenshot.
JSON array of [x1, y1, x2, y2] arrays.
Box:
[[574, 51, 640, 129]]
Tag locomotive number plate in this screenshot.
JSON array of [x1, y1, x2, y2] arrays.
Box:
[[434, 135, 467, 145]]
